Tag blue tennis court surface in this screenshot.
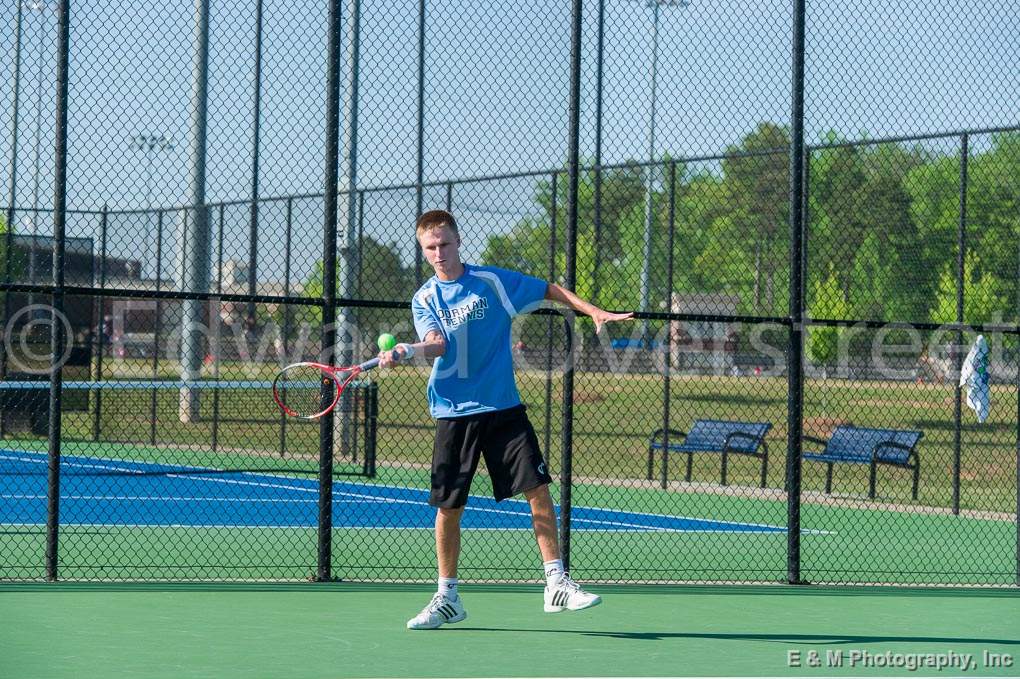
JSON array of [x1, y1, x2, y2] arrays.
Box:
[[1, 450, 788, 533]]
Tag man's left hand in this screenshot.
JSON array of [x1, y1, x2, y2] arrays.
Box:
[[590, 308, 634, 335]]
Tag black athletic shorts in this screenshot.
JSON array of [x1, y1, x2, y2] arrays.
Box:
[[430, 405, 553, 508]]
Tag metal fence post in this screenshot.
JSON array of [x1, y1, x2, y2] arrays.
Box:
[[211, 203, 225, 451], [318, 0, 343, 582], [660, 162, 676, 490], [801, 149, 811, 304], [545, 172, 557, 460], [356, 191, 364, 297], [46, 0, 72, 583], [279, 197, 294, 458], [952, 133, 968, 515], [591, 0, 604, 305], [559, 0, 583, 571], [336, 0, 362, 474], [1, 1, 25, 439], [91, 205, 108, 442], [179, 0, 212, 423], [414, 0, 426, 286], [246, 0, 264, 329], [150, 209, 165, 442], [785, 0, 807, 586]]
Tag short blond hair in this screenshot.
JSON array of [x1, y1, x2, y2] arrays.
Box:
[[415, 209, 458, 239]]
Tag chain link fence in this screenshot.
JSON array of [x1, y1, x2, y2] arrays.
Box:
[[0, 0, 1017, 585]]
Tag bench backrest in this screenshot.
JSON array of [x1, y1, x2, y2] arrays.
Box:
[[825, 426, 922, 463], [683, 419, 772, 453]]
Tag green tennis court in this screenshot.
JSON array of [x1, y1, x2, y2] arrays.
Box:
[[2, 583, 1017, 678]]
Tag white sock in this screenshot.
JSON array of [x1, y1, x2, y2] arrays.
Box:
[[543, 559, 564, 587], [438, 576, 458, 600]]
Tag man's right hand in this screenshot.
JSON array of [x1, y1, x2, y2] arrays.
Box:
[[378, 346, 405, 368], [379, 342, 415, 368]]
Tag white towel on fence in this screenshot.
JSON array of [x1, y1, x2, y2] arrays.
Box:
[[959, 335, 990, 423]]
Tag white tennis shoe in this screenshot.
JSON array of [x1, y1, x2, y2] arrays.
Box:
[[406, 592, 467, 630], [544, 574, 602, 612]]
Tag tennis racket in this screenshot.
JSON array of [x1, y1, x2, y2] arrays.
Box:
[[273, 356, 388, 420]]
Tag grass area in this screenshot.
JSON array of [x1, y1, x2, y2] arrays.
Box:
[[8, 363, 1019, 513]]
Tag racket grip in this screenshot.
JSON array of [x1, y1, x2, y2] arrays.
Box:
[[361, 346, 409, 371]]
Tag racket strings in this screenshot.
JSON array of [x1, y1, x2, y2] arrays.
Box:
[[273, 365, 341, 419]]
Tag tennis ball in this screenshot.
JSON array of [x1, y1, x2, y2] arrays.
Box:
[[377, 333, 397, 351]]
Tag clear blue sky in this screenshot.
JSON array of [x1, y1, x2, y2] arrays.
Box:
[[1, 0, 1017, 282]]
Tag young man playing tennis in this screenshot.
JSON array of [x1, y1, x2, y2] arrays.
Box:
[[379, 209, 632, 630]]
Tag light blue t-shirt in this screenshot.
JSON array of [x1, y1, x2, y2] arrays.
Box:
[[411, 264, 548, 419]]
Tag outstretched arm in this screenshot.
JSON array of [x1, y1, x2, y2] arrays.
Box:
[[544, 283, 634, 334]]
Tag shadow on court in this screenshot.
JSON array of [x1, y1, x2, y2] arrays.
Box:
[[449, 628, 1020, 645]]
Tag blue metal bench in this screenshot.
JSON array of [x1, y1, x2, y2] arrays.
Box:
[[647, 419, 772, 487], [802, 425, 922, 500]]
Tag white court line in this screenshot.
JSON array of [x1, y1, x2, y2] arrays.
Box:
[[0, 520, 778, 534], [0, 379, 302, 390], [0, 492, 794, 534], [179, 474, 689, 532], [2, 493, 386, 504], [2, 453, 676, 531], [0, 450, 810, 533]]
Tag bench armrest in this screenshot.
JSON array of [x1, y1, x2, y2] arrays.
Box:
[[723, 431, 763, 452], [871, 440, 915, 462], [649, 428, 687, 445]]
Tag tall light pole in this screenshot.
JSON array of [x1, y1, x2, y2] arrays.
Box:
[[6, 1, 25, 239], [26, 0, 54, 312], [29, 0, 52, 236], [1, 1, 27, 437], [131, 134, 174, 209], [635, 0, 687, 344], [336, 0, 363, 459], [179, 0, 211, 423], [131, 133, 174, 277]]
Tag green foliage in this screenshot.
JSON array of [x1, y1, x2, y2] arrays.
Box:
[[931, 252, 1007, 326], [847, 232, 894, 320], [966, 133, 1020, 321], [284, 237, 416, 343], [475, 123, 1017, 333], [482, 165, 648, 339], [807, 266, 850, 366], [809, 137, 932, 322], [719, 123, 791, 316]]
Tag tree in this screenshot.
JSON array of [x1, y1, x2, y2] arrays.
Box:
[[931, 252, 1006, 326], [809, 136, 868, 298], [482, 164, 649, 339], [907, 133, 1019, 324], [965, 132, 1020, 322], [670, 170, 728, 295], [807, 266, 850, 371], [847, 231, 892, 320], [719, 123, 791, 316], [280, 237, 415, 355], [904, 152, 966, 317]]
